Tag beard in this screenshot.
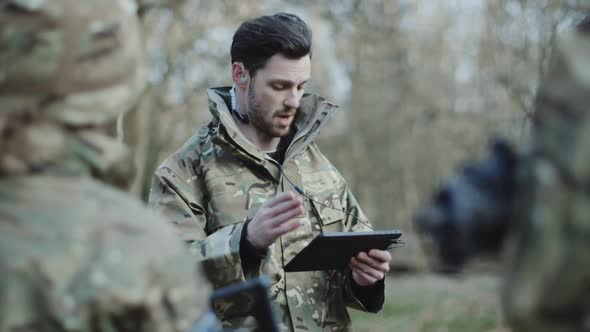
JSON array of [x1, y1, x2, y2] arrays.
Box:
[[246, 83, 293, 138]]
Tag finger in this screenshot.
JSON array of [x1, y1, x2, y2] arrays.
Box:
[[352, 269, 378, 285], [268, 204, 304, 228], [268, 196, 303, 218], [271, 219, 301, 237], [350, 257, 385, 280], [355, 252, 388, 271], [266, 191, 296, 208], [368, 249, 391, 262], [350, 256, 376, 273], [351, 256, 386, 279]]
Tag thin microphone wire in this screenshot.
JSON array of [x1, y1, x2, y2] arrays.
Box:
[[278, 166, 376, 231]]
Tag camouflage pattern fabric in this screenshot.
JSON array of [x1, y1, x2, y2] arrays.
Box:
[[0, 176, 208, 332], [0, 0, 146, 125], [0, 0, 145, 186], [149, 87, 383, 332], [501, 19, 590, 332], [0, 0, 211, 331]]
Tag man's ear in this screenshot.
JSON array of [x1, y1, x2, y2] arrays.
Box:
[[232, 62, 249, 88]]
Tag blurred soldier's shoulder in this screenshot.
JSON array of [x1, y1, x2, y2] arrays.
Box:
[[0, 175, 208, 331], [501, 17, 590, 332]]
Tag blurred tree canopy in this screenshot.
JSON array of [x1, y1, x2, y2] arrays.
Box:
[[124, 0, 588, 269]]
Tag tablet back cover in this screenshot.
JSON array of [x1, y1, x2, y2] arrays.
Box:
[[284, 230, 402, 272]]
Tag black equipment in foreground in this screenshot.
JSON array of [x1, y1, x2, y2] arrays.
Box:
[[190, 276, 279, 332], [414, 139, 518, 271]]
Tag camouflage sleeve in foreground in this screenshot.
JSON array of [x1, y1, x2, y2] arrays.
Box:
[[149, 143, 249, 288], [502, 19, 590, 332], [0, 176, 210, 332]]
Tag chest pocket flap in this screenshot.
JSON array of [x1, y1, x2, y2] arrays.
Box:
[[310, 193, 346, 227]]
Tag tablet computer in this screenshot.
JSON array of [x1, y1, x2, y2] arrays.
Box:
[[284, 230, 402, 272]]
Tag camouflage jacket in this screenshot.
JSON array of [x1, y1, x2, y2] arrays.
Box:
[[149, 87, 384, 331], [0, 175, 209, 332], [501, 21, 590, 332]]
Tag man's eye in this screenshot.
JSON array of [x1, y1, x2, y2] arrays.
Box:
[[272, 84, 285, 90]]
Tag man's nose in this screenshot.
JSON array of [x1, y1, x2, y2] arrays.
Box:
[[284, 89, 301, 110]]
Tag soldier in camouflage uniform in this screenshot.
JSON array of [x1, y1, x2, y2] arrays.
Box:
[[0, 1, 211, 331], [415, 16, 590, 332], [149, 13, 391, 331], [501, 16, 590, 332]]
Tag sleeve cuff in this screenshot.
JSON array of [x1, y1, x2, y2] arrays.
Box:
[[350, 273, 385, 313], [239, 218, 269, 275]]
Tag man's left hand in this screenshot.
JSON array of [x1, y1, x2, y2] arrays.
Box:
[[350, 249, 391, 287]]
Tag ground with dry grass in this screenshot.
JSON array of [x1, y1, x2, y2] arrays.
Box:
[[351, 273, 510, 332]]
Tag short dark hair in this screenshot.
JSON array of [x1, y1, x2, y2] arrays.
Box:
[[230, 12, 312, 77]]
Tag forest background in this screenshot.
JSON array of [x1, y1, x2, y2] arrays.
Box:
[[125, 1, 587, 331]]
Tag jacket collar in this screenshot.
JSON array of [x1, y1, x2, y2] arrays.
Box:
[[206, 86, 339, 164]]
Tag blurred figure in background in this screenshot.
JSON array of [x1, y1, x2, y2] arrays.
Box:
[[415, 16, 590, 332], [149, 12, 390, 331], [0, 1, 211, 331]]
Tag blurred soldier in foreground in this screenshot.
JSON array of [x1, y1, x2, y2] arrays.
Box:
[[0, 1, 211, 331], [415, 17, 590, 332]]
